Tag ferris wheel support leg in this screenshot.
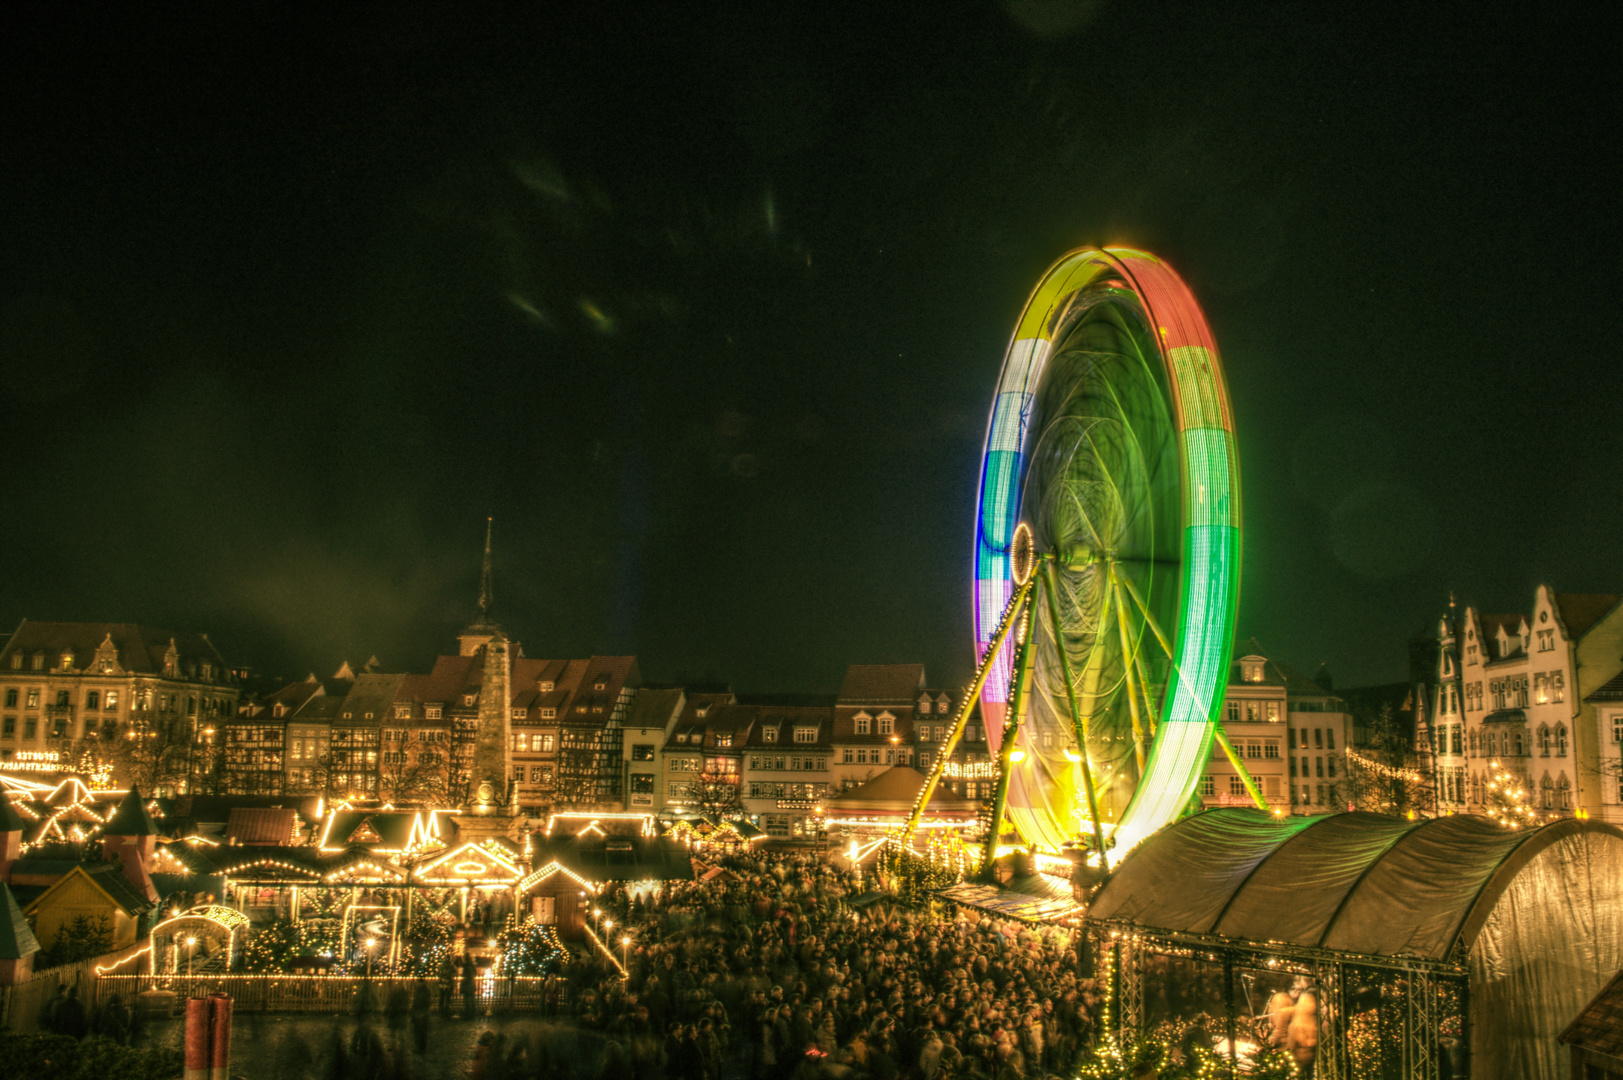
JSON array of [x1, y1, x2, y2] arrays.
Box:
[[1211, 726, 1269, 811], [903, 575, 1035, 842], [1108, 578, 1149, 775], [981, 595, 1041, 875], [1042, 559, 1111, 869]]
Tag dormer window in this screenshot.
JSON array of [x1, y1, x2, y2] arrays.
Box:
[[695, 705, 710, 719], [539, 680, 555, 692], [714, 733, 733, 748], [878, 714, 894, 735], [763, 727, 778, 743], [463, 694, 477, 706], [59, 652, 74, 672], [854, 713, 871, 735], [794, 726, 817, 743], [395, 704, 412, 719], [31, 653, 44, 671], [1240, 657, 1265, 683], [676, 732, 688, 744], [273, 704, 287, 717], [512, 708, 526, 720], [540, 707, 556, 719], [593, 677, 608, 690], [425, 705, 442, 720]]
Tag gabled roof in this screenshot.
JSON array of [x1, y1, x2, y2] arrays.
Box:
[[626, 688, 684, 730], [0, 620, 231, 678], [1555, 593, 1623, 642], [225, 807, 297, 846], [837, 664, 927, 705], [0, 883, 40, 960], [826, 766, 976, 814], [105, 786, 160, 837], [1586, 669, 1623, 704], [523, 834, 696, 887], [23, 862, 155, 920], [1561, 968, 1623, 1057]]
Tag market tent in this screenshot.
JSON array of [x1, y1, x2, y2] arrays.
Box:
[[1087, 808, 1623, 1080]]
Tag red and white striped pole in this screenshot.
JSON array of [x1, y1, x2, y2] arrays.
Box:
[[209, 993, 233, 1080], [183, 997, 211, 1080]]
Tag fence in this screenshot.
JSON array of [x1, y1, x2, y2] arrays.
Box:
[[0, 948, 132, 1031], [94, 974, 574, 1017]]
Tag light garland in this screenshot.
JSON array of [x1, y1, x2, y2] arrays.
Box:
[[1345, 748, 1425, 783]]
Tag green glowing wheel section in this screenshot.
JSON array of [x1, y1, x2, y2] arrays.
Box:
[[973, 248, 1240, 855]]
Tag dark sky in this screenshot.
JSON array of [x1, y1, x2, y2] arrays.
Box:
[[2, 3, 1619, 693]]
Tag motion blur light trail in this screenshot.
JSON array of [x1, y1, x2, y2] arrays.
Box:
[[972, 247, 1242, 855]]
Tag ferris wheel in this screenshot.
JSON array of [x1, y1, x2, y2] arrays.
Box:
[[906, 248, 1259, 868]]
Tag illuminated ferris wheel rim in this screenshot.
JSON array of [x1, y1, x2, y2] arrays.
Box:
[[972, 246, 1242, 854]]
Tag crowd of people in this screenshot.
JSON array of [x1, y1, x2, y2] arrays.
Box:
[[25, 848, 1108, 1080], [544, 848, 1106, 1080]]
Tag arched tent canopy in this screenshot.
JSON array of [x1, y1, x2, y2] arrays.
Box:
[[151, 904, 251, 972], [1088, 809, 1623, 1079]]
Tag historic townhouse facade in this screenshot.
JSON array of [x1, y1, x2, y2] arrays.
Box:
[[830, 664, 924, 793], [1204, 647, 1291, 811], [741, 705, 833, 838], [659, 693, 736, 814], [0, 621, 238, 793], [622, 688, 684, 812], [1452, 589, 1623, 819]]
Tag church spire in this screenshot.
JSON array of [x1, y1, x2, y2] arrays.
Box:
[[477, 516, 494, 624], [458, 516, 503, 657]]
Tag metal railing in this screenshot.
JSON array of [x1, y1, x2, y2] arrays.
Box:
[[95, 974, 573, 1016]]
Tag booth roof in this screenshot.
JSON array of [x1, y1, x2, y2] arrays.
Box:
[[827, 766, 976, 814], [1088, 808, 1623, 962]]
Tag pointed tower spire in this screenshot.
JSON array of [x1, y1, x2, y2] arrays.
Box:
[[477, 516, 494, 624], [459, 517, 504, 657]]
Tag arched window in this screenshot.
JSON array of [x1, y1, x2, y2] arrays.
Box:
[[1539, 725, 1552, 757], [1514, 731, 1525, 756], [1556, 725, 1568, 758], [1559, 775, 1572, 810], [1541, 775, 1554, 809]]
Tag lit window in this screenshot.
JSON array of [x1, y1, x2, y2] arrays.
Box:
[[425, 706, 442, 720], [763, 727, 778, 743], [794, 727, 816, 743]]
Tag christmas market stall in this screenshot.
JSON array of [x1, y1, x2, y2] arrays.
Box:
[[521, 812, 695, 940], [825, 765, 979, 848], [1082, 807, 1623, 1080]]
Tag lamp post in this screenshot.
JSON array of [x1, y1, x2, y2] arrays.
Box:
[[621, 934, 630, 979], [186, 936, 196, 977]]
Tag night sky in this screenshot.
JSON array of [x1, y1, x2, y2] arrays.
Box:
[[3, 4, 1619, 694]]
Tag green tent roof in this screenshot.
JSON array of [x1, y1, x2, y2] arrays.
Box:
[[105, 785, 160, 837], [0, 883, 41, 960]]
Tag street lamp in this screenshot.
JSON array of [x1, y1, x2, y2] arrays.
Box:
[[621, 934, 630, 978], [186, 936, 197, 977]]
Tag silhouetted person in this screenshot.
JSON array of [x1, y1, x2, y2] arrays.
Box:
[[410, 980, 431, 1053], [462, 953, 478, 1019], [97, 992, 130, 1044], [386, 984, 409, 1032], [438, 954, 456, 1017], [56, 986, 87, 1039]]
